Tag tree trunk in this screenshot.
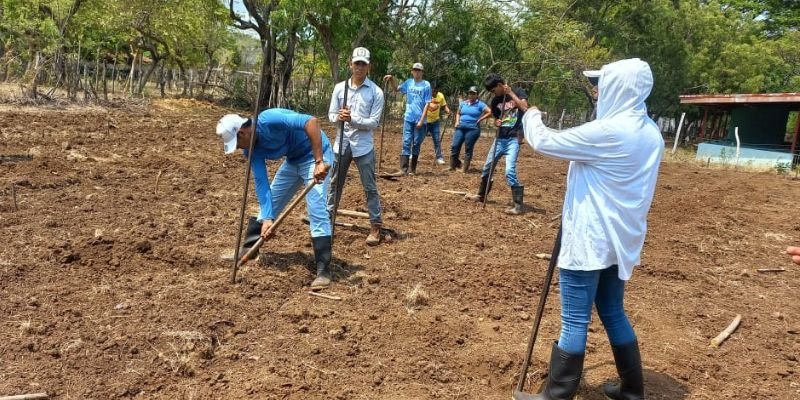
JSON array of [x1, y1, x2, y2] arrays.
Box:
[[137, 57, 160, 95]]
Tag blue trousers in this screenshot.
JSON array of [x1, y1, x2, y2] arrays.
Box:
[[557, 265, 637, 354], [425, 120, 443, 159], [480, 137, 521, 187], [450, 126, 481, 158], [269, 146, 334, 238], [401, 119, 427, 157]]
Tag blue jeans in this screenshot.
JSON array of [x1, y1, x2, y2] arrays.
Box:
[[327, 147, 382, 224], [401, 120, 427, 157], [557, 265, 637, 354], [480, 137, 521, 187], [425, 120, 443, 159], [270, 146, 334, 238], [450, 126, 481, 158]]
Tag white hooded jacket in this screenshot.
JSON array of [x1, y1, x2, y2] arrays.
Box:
[[522, 58, 664, 280]]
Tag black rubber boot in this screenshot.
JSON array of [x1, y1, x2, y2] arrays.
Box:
[[603, 340, 644, 400], [310, 236, 332, 289], [409, 155, 419, 175], [220, 217, 261, 261], [464, 174, 491, 202], [514, 342, 585, 400], [505, 185, 524, 215], [389, 155, 409, 177], [448, 154, 460, 171], [461, 155, 472, 173]]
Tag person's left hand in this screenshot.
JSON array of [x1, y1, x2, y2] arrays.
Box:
[[503, 84, 512, 96], [313, 162, 330, 184]]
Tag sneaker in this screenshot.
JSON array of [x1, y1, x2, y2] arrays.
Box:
[[436, 158, 446, 165]]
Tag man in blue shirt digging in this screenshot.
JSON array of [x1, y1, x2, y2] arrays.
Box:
[[216, 109, 335, 289]]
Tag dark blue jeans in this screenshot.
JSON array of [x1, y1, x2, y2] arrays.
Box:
[[425, 120, 443, 159], [557, 265, 637, 354], [450, 126, 481, 158]]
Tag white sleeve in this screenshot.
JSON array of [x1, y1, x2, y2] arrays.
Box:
[[328, 84, 341, 124], [523, 109, 614, 163]]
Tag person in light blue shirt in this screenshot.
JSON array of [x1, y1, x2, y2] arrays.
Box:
[[449, 85, 491, 172], [383, 62, 432, 175], [327, 47, 385, 246], [216, 108, 335, 288]]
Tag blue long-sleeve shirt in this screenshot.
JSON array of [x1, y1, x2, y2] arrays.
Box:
[[245, 108, 331, 221]]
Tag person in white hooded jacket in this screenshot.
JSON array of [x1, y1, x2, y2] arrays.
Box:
[[517, 58, 664, 400]]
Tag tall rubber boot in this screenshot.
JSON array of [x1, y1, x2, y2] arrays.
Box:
[[409, 155, 419, 175], [310, 236, 333, 289], [464, 175, 491, 202], [389, 155, 409, 177], [602, 341, 644, 400], [513, 342, 585, 400], [448, 154, 460, 171], [505, 185, 524, 215], [461, 155, 472, 173], [220, 217, 261, 261]]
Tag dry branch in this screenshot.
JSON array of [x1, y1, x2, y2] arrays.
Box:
[[0, 393, 50, 400], [441, 189, 467, 195], [756, 268, 785, 273], [535, 253, 552, 260], [10, 184, 17, 211], [308, 291, 342, 301], [154, 170, 162, 194], [337, 209, 369, 219], [710, 314, 741, 347]]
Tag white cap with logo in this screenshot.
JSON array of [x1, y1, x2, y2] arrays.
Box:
[[352, 47, 370, 64], [216, 114, 248, 154], [412, 62, 424, 71]]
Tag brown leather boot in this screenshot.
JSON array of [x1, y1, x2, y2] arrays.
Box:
[[365, 224, 382, 246]]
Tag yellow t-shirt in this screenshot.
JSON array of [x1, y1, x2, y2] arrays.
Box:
[[426, 92, 447, 123]]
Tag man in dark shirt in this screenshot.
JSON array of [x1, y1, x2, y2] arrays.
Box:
[[465, 73, 528, 215]]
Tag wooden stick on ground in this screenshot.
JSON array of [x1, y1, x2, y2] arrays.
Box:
[[154, 170, 162, 194], [337, 209, 369, 219], [441, 189, 467, 195], [309, 291, 342, 301], [0, 393, 50, 400], [756, 268, 785, 273], [710, 314, 741, 347], [10, 184, 17, 211]]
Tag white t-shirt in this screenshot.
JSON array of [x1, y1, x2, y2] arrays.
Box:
[[523, 58, 664, 280]]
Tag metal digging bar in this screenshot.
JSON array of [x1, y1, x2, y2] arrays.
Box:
[[483, 93, 507, 208], [330, 74, 350, 243], [230, 41, 270, 284], [237, 180, 327, 268], [512, 226, 563, 399]]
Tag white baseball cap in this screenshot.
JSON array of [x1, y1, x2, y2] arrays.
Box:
[[582, 69, 601, 85], [412, 62, 424, 71], [216, 114, 248, 154], [352, 47, 370, 64]]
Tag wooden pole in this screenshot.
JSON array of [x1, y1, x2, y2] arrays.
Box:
[[0, 393, 49, 400], [10, 184, 17, 211], [710, 314, 741, 347], [671, 112, 686, 154], [790, 110, 800, 168]]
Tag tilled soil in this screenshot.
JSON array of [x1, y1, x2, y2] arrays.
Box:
[[1, 100, 798, 399]]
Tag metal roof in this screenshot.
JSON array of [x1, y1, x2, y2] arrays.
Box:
[[680, 93, 800, 105]]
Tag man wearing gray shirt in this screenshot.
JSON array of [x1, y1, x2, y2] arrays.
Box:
[[327, 47, 385, 246]]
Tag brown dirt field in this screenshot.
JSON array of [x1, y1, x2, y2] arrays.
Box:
[[1, 101, 799, 399]]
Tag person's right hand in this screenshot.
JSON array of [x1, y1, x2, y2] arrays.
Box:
[[454, 121, 460, 128], [337, 107, 351, 122], [787, 246, 800, 265], [261, 220, 275, 241], [494, 119, 502, 127], [382, 74, 393, 82]]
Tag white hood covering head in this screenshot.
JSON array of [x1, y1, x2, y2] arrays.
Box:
[[595, 58, 653, 120]]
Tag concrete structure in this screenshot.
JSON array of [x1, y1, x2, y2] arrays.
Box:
[[680, 93, 800, 168]]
